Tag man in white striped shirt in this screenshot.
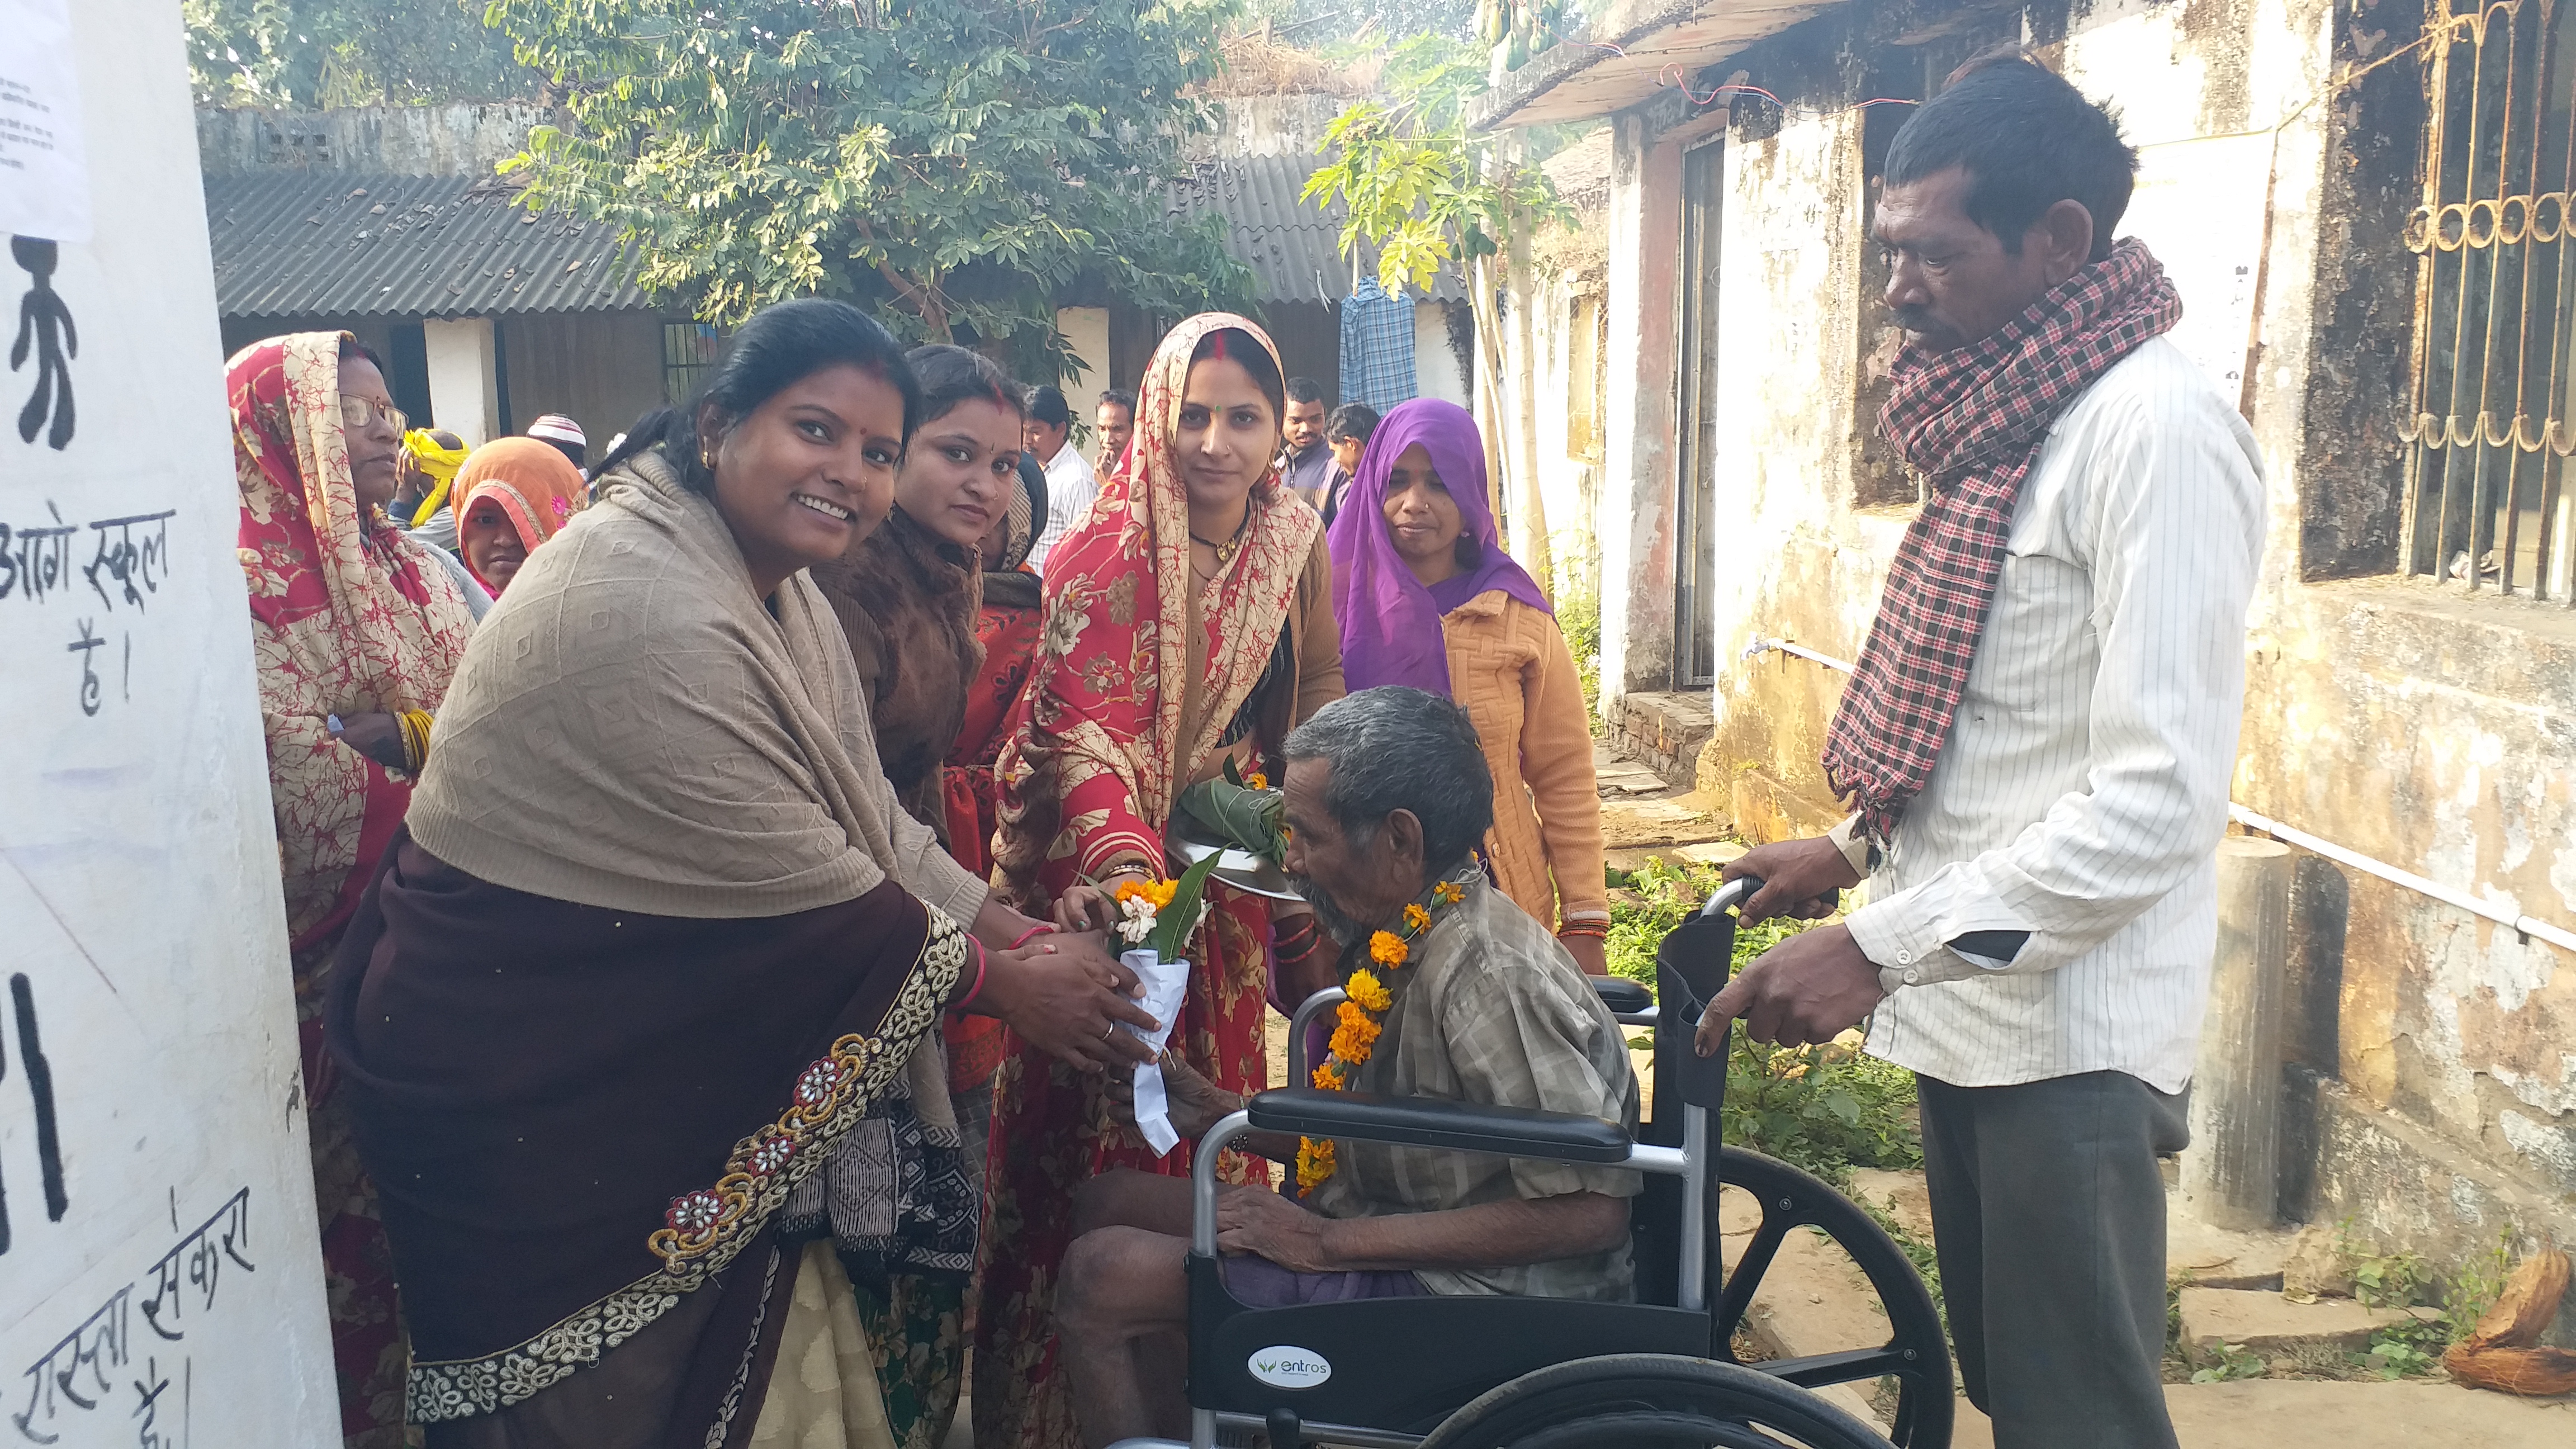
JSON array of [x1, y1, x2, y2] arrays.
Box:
[[1701, 54, 2264, 1449]]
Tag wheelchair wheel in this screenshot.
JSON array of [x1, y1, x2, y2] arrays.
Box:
[[1713, 1148, 1952, 1448], [1415, 1352, 1893, 1449]]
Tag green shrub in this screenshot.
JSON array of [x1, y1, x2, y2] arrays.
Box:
[[1606, 857, 1922, 1185]]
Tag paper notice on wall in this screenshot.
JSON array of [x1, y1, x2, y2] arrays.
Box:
[[2119, 132, 2271, 404], [0, 0, 93, 242]]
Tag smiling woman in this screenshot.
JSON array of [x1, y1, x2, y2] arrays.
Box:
[[324, 301, 1168, 1449], [813, 344, 1028, 836]]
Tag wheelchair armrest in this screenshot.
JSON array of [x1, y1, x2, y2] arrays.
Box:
[[1590, 976, 1653, 1016], [1243, 1087, 1633, 1164]]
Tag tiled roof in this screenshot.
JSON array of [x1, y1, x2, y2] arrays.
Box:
[[1169, 153, 1464, 305], [204, 171, 648, 318]]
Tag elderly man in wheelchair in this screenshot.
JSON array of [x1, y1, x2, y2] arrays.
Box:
[[1057, 688, 1953, 1449]]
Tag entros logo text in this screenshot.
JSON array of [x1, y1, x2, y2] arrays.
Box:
[[1247, 1346, 1334, 1389]]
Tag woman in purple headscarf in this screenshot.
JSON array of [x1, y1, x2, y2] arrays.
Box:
[[1326, 398, 1611, 972]]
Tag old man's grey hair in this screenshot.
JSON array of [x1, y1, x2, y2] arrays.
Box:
[[1284, 687, 1495, 877]]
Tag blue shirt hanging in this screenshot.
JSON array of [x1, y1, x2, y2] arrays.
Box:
[[1339, 277, 1416, 413]]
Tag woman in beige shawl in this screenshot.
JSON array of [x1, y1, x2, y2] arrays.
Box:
[[325, 300, 1154, 1449]]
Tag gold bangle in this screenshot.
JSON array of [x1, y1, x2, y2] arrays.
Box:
[[399, 708, 434, 774]]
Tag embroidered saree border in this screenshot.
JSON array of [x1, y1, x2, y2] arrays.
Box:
[[402, 913, 969, 1423]]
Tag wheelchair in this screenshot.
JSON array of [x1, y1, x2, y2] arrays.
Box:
[[1111, 875, 1953, 1449]]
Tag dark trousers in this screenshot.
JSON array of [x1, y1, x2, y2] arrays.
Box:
[[1915, 1070, 2189, 1449]]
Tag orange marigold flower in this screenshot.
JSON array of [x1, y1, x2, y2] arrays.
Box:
[[1433, 880, 1465, 905], [1403, 902, 1431, 931], [1327, 1017, 1380, 1064], [1244, 770, 1269, 790], [1113, 877, 1176, 907], [1311, 1062, 1344, 1090], [1368, 931, 1409, 968], [1346, 968, 1392, 1012], [1296, 1136, 1337, 1194]]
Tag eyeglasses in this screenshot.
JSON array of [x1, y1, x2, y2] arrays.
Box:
[[337, 394, 409, 435]]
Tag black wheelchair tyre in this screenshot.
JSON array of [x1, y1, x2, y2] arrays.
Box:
[[1415, 1353, 1895, 1449]]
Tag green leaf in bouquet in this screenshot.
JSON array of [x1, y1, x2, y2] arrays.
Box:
[[1148, 849, 1225, 963]]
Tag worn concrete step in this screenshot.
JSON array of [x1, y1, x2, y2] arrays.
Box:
[[1599, 794, 1730, 850], [2167, 1196, 2298, 1291], [2179, 1287, 2420, 1356], [1848, 1169, 2298, 1292]]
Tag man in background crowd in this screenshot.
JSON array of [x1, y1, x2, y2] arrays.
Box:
[[393, 428, 469, 550], [1319, 401, 1379, 527], [1095, 389, 1135, 476], [527, 413, 587, 473], [1025, 383, 1098, 573], [1277, 375, 1332, 506]]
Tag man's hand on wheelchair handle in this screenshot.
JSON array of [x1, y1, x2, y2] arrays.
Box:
[[1216, 1185, 1337, 1273], [1694, 922, 1886, 1054], [1721, 836, 1859, 924]]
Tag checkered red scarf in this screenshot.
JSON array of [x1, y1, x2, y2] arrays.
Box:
[[1824, 238, 2180, 842]]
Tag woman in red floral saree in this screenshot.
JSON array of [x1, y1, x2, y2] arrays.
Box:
[[974, 315, 1345, 1447]]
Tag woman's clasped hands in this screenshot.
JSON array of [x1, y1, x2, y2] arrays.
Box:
[[975, 925, 1162, 1075]]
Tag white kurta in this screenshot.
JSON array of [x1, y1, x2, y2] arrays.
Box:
[[1847, 337, 2266, 1093]]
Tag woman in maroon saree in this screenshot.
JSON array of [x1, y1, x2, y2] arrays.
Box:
[[326, 300, 1157, 1448]]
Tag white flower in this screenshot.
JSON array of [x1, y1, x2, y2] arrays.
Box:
[[1115, 894, 1158, 945]]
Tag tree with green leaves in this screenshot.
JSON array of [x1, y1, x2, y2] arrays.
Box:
[[184, 0, 537, 108], [485, 0, 1257, 385], [1301, 36, 1568, 589]]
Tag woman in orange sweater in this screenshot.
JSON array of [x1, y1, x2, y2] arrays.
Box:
[[1325, 397, 1611, 969]]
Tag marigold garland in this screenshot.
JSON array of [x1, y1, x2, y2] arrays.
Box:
[[1296, 870, 1473, 1196]]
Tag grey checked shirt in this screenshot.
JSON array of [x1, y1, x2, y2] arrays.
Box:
[[1305, 876, 1642, 1300]]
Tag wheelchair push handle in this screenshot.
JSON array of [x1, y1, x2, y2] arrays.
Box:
[[1699, 871, 1760, 919]]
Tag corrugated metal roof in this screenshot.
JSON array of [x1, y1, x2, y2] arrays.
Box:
[[204, 171, 649, 319], [1169, 154, 1464, 305]]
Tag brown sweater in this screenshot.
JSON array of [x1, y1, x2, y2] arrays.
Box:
[[810, 508, 980, 841], [1440, 589, 1608, 927]]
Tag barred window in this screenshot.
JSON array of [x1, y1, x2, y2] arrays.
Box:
[[2401, 0, 2576, 600], [661, 321, 725, 404]]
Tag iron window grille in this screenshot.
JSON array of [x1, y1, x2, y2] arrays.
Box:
[[2401, 0, 2576, 600], [662, 321, 726, 404]]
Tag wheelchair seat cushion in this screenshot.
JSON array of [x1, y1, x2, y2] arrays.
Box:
[[1220, 1253, 1428, 1306]]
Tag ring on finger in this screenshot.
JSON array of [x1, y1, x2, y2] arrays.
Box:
[[1101, 1024, 1116, 1041]]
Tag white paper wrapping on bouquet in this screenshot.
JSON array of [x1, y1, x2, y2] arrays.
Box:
[[1121, 948, 1193, 1154]]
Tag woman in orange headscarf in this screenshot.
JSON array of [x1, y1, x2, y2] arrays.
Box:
[[453, 436, 588, 596], [230, 331, 477, 1448], [973, 314, 1344, 1447]]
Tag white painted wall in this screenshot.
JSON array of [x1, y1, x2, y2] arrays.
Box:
[[0, 1, 337, 1443], [1412, 301, 1470, 408], [423, 316, 498, 445]]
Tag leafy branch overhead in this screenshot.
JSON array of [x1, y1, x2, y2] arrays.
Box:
[[483, 0, 1256, 380], [1297, 41, 1566, 298]]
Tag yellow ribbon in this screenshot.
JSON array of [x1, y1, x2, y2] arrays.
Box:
[[401, 429, 471, 528]]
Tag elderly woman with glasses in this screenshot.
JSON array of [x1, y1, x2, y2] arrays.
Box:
[[228, 330, 480, 1448]]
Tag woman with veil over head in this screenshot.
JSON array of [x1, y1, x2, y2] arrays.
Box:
[[229, 330, 478, 1447], [973, 314, 1346, 1447]]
